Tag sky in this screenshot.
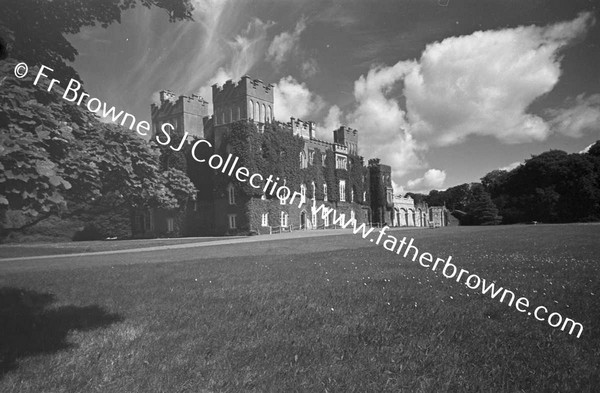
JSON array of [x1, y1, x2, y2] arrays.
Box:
[[67, 0, 600, 194]]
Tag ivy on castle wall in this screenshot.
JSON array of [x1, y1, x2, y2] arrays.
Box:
[[215, 120, 370, 206]]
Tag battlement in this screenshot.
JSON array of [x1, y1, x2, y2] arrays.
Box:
[[151, 92, 209, 118], [333, 144, 348, 154], [333, 125, 358, 154], [212, 75, 274, 104], [289, 117, 315, 140], [150, 90, 209, 139]]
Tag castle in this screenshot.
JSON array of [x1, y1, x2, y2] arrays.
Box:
[[132, 75, 447, 237]]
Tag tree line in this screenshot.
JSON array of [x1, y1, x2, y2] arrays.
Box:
[[409, 143, 600, 225]]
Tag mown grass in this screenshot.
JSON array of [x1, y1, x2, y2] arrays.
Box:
[[0, 224, 599, 392]]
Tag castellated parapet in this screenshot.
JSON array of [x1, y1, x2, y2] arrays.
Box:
[[151, 90, 209, 138], [333, 126, 358, 155], [288, 117, 315, 140], [212, 76, 274, 126]]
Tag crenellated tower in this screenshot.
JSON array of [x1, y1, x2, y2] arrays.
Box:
[[150, 90, 210, 139]]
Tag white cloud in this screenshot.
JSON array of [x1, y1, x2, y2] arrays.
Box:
[[193, 17, 273, 111], [391, 180, 405, 196], [403, 12, 595, 145], [580, 142, 595, 154], [301, 58, 319, 78], [547, 94, 600, 137], [267, 17, 307, 67], [315, 105, 342, 140], [341, 12, 594, 185], [406, 169, 446, 191], [499, 161, 522, 171], [347, 62, 425, 183], [273, 76, 324, 121]]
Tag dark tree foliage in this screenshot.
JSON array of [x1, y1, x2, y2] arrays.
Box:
[[0, 0, 194, 81], [405, 192, 427, 204], [0, 0, 196, 240], [463, 184, 502, 225], [480, 145, 600, 224], [0, 60, 196, 238]]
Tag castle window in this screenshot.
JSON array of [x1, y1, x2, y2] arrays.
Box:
[[266, 105, 272, 122], [323, 184, 328, 202], [309, 150, 315, 165], [339, 180, 346, 202], [254, 101, 259, 121], [261, 213, 269, 227], [351, 187, 355, 202], [299, 151, 307, 169], [363, 191, 367, 202], [221, 109, 225, 125], [336, 154, 347, 170], [280, 211, 288, 227], [248, 100, 253, 120], [300, 183, 307, 204], [311, 181, 316, 200], [227, 184, 235, 205], [260, 103, 265, 123], [228, 214, 237, 229], [322, 153, 327, 167]]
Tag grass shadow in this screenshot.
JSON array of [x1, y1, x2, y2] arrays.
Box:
[[0, 287, 123, 378]]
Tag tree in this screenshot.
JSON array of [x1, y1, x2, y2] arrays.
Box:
[[464, 185, 502, 225], [0, 61, 196, 239], [0, 1, 197, 240]]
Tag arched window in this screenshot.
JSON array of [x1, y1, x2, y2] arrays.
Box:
[[299, 151, 307, 168], [266, 105, 272, 122], [311, 181, 316, 200], [227, 184, 235, 205], [261, 103, 266, 123], [248, 100, 253, 120], [254, 101, 259, 120], [300, 183, 307, 204]]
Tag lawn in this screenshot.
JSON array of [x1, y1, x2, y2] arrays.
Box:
[[0, 224, 599, 392]]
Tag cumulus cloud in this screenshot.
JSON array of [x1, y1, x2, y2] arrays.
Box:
[[406, 169, 447, 191], [347, 61, 425, 182], [315, 105, 343, 140], [403, 12, 594, 145], [267, 17, 307, 67], [273, 76, 325, 121], [341, 12, 594, 185], [547, 94, 600, 137]]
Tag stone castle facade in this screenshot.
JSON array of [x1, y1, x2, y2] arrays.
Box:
[[132, 75, 448, 237]]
